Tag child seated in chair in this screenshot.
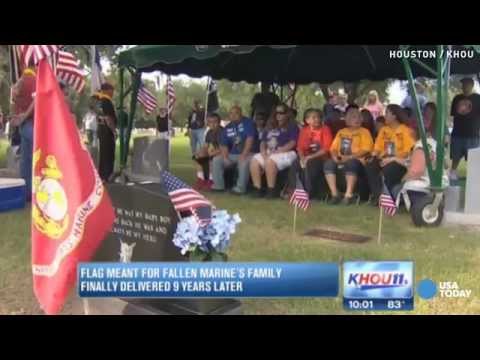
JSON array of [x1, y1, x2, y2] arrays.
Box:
[[193, 113, 223, 191], [323, 105, 374, 205]]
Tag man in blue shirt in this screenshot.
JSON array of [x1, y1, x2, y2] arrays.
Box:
[[211, 106, 256, 194]]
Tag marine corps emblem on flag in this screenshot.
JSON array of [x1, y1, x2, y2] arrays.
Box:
[[32, 151, 69, 240]]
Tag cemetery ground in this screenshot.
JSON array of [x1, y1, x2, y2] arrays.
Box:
[[1, 136, 480, 315]]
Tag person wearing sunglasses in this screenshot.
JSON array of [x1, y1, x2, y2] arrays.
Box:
[[250, 104, 300, 199]]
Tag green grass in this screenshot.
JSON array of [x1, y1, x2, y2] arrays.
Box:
[[0, 138, 9, 168], [1, 136, 480, 315]]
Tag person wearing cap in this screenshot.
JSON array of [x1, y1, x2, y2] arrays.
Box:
[[449, 77, 480, 181], [94, 83, 117, 182]]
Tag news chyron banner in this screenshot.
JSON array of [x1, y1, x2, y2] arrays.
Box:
[[78, 262, 416, 311], [78, 263, 339, 298]]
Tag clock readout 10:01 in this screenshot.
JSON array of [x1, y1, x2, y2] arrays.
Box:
[[347, 300, 405, 310]]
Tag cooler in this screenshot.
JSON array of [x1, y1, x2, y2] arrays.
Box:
[[0, 178, 26, 212]]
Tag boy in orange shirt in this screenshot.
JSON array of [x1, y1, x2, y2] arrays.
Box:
[[323, 105, 374, 205], [286, 108, 333, 198]]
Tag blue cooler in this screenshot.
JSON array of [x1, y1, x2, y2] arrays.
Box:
[[0, 178, 26, 212]]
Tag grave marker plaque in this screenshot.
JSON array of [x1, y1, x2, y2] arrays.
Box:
[[94, 182, 184, 263]]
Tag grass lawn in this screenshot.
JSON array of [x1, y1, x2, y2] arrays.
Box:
[[1, 136, 479, 315]]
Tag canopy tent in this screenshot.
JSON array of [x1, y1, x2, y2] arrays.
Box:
[[116, 44, 480, 196], [118, 45, 480, 84]]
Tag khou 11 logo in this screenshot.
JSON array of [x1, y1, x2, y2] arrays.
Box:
[[417, 280, 472, 300], [343, 262, 414, 311]]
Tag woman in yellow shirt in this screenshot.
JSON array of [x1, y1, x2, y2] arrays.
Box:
[[365, 104, 416, 205], [323, 105, 374, 205]]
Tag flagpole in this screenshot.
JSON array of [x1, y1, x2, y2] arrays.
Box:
[[377, 206, 383, 245], [293, 204, 298, 235], [83, 299, 90, 315], [204, 77, 211, 124]]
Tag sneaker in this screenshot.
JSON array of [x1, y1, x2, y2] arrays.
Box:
[[343, 195, 358, 206], [203, 180, 214, 191], [251, 188, 264, 198], [193, 179, 204, 191], [265, 189, 278, 199], [369, 195, 379, 207], [328, 195, 342, 205], [449, 170, 459, 182]]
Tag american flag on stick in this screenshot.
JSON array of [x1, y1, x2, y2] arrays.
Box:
[[290, 174, 310, 211], [161, 171, 213, 227], [138, 83, 158, 114], [379, 183, 397, 217]]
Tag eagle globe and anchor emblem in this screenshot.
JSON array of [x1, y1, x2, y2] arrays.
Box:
[[32, 150, 69, 240]]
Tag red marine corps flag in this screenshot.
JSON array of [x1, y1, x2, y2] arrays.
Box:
[[32, 59, 115, 315]]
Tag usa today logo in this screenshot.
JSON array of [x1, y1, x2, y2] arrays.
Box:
[[417, 279, 472, 300]]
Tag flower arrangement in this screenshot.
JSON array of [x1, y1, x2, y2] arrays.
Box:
[[172, 210, 241, 262]]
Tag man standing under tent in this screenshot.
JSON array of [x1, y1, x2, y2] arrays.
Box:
[[449, 77, 480, 181], [187, 100, 207, 156], [250, 83, 280, 120], [94, 83, 117, 183]]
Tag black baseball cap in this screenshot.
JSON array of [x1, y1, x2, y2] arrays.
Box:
[[460, 77, 474, 84]]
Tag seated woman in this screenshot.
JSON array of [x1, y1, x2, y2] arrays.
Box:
[[375, 115, 386, 136], [365, 104, 415, 205], [193, 113, 223, 190], [361, 109, 376, 138], [324, 105, 374, 205], [287, 108, 332, 198], [394, 110, 449, 208], [250, 103, 300, 199]]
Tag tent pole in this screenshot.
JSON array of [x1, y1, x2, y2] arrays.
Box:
[[122, 71, 141, 168], [118, 67, 125, 170], [433, 45, 449, 191], [401, 50, 434, 183]]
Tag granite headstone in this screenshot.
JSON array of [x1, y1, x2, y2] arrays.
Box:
[[465, 147, 480, 214]]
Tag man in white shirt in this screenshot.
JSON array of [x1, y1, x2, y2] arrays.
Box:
[[83, 96, 98, 147]]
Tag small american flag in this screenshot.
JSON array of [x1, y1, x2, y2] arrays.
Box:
[[166, 76, 176, 118], [290, 174, 310, 211], [161, 171, 212, 227], [138, 84, 158, 114], [56, 50, 86, 93], [379, 183, 397, 217]]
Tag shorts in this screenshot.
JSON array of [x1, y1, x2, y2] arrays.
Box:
[[253, 151, 297, 171], [324, 158, 364, 177], [450, 137, 480, 162]]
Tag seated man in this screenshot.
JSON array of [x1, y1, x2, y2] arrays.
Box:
[[211, 106, 256, 195], [193, 113, 224, 191], [250, 103, 299, 199], [324, 105, 374, 205]]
